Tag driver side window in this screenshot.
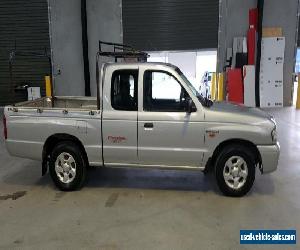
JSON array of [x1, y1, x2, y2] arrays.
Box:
[[143, 71, 189, 112]]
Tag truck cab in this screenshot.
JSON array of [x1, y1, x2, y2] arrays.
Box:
[[101, 62, 206, 169]]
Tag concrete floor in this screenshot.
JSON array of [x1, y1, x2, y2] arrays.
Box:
[[0, 107, 299, 250]]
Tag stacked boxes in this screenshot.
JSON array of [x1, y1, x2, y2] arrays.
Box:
[[232, 37, 247, 69], [224, 8, 286, 108]]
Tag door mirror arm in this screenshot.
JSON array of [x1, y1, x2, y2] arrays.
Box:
[[186, 98, 197, 113]]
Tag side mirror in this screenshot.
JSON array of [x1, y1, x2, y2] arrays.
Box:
[[186, 98, 197, 113]]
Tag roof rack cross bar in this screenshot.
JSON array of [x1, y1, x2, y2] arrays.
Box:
[[98, 40, 149, 62]]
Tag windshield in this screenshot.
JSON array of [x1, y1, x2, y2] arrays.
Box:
[[175, 67, 207, 106]]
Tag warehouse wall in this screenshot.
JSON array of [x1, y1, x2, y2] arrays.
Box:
[[87, 0, 122, 96], [48, 0, 85, 96], [218, 0, 299, 106], [48, 0, 122, 96], [217, 0, 256, 72]]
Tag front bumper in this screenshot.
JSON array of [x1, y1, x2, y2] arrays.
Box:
[[257, 142, 280, 174]]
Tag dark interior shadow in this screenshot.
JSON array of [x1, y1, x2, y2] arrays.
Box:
[[85, 167, 217, 193]]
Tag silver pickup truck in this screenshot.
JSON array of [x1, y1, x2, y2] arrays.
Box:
[[3, 62, 280, 196]]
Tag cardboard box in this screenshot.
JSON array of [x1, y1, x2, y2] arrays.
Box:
[[27, 87, 41, 101], [262, 27, 282, 37], [232, 37, 247, 68]]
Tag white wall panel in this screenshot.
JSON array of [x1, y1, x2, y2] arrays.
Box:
[[259, 37, 285, 107]]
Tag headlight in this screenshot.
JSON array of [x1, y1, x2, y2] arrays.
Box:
[[271, 128, 277, 142]]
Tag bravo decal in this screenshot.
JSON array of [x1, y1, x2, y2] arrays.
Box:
[[108, 136, 126, 143]]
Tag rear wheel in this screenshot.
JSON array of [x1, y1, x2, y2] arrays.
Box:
[[49, 142, 87, 191], [215, 144, 256, 197]]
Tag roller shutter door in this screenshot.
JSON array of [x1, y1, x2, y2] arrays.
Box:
[[0, 0, 50, 106], [123, 0, 219, 51]]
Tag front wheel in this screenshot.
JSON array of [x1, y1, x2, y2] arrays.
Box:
[[215, 144, 256, 197], [49, 142, 87, 191]]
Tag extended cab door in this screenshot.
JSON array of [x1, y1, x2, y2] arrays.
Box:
[[137, 67, 205, 167], [102, 66, 139, 166]]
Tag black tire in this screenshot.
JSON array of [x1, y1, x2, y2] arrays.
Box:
[[49, 141, 87, 191], [215, 144, 256, 197]]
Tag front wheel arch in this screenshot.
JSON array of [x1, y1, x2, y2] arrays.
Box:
[[205, 139, 262, 174]]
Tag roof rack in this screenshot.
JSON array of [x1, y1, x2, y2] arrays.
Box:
[[98, 40, 149, 62]]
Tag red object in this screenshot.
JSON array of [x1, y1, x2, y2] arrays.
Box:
[[247, 27, 256, 65], [227, 69, 244, 104], [3, 115, 7, 140], [249, 8, 258, 30]]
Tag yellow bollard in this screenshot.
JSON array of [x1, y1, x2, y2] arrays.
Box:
[[296, 74, 300, 109], [45, 75, 52, 97], [217, 73, 224, 101], [211, 73, 217, 100]]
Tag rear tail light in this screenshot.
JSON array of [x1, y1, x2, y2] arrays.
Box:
[[3, 115, 7, 140]]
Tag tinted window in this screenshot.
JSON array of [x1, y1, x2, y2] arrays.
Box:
[[143, 71, 189, 112], [111, 70, 138, 111]]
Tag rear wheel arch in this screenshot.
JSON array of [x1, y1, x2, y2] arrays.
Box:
[[42, 134, 89, 175]]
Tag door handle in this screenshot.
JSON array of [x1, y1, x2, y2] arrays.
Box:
[[144, 123, 154, 128]]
